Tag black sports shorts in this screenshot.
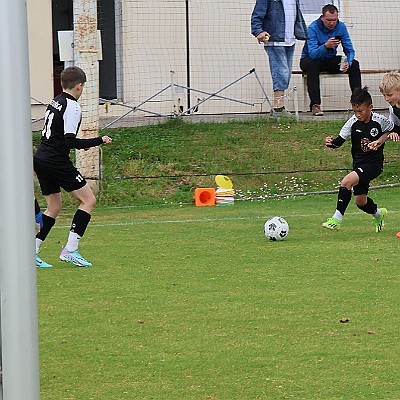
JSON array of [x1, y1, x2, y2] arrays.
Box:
[[34, 157, 87, 195], [352, 163, 382, 196]]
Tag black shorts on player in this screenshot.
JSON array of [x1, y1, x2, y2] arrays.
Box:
[[34, 157, 86, 195], [352, 163, 383, 196]]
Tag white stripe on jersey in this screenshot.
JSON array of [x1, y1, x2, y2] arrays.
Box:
[[64, 98, 82, 136], [338, 112, 394, 140]]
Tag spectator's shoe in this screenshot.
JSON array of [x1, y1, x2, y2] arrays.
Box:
[[322, 217, 341, 230], [312, 104, 324, 116], [60, 247, 92, 267], [374, 207, 387, 233], [36, 255, 53, 268]]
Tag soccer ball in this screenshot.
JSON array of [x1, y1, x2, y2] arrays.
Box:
[[264, 216, 289, 241]]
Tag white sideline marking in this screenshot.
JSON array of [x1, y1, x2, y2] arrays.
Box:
[[54, 209, 400, 229]]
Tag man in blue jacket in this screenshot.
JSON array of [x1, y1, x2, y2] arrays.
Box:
[[251, 0, 308, 113], [300, 4, 361, 116]]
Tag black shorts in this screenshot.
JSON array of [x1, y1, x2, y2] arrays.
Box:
[[353, 163, 382, 196], [34, 157, 87, 195]]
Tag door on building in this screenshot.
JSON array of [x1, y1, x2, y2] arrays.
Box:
[[52, 0, 117, 99]]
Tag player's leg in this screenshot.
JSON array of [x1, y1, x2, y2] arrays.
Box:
[[355, 194, 386, 232], [34, 157, 63, 268], [353, 164, 386, 232], [60, 184, 96, 267], [323, 171, 359, 230], [35, 193, 62, 268], [34, 197, 43, 231]]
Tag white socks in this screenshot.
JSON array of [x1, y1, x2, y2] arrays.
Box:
[[333, 210, 343, 221], [65, 232, 81, 252]]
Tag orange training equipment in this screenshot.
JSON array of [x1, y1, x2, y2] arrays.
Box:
[[193, 188, 216, 207]]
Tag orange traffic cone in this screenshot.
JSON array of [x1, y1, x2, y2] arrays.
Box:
[[193, 188, 216, 207]]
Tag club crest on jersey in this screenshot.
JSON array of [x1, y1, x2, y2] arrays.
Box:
[[360, 138, 371, 152], [370, 128, 379, 137]]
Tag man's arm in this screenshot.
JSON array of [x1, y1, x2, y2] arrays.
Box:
[[339, 23, 355, 65], [251, 0, 269, 37], [307, 23, 331, 60]]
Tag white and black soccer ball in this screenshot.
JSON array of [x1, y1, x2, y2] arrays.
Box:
[[264, 216, 289, 241]]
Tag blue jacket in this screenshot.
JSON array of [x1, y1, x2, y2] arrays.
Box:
[[301, 18, 356, 65], [251, 0, 308, 42]]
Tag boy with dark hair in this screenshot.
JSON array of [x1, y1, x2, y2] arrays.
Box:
[[322, 87, 400, 232], [34, 66, 112, 268]]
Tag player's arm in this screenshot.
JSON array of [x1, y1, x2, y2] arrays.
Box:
[[387, 123, 400, 141], [65, 134, 112, 150], [325, 135, 345, 148], [326, 118, 352, 148], [368, 132, 390, 151]]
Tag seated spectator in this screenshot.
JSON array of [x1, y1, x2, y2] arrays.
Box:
[[300, 3, 361, 116]]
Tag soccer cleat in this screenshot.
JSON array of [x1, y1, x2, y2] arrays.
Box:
[[60, 247, 92, 267], [36, 255, 53, 268], [374, 207, 387, 233], [322, 217, 341, 230]]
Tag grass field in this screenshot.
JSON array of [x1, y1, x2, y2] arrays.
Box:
[[38, 188, 400, 399]]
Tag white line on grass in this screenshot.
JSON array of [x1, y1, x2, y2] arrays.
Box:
[[53, 209, 400, 229]]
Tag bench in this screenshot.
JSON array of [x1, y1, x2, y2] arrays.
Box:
[[292, 69, 395, 109]]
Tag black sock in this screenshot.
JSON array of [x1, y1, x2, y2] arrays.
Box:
[[357, 197, 377, 215], [336, 187, 352, 215], [71, 209, 91, 237], [36, 214, 55, 241]]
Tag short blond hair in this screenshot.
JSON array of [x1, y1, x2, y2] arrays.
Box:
[[379, 71, 400, 94]]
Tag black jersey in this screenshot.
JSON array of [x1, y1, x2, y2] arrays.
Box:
[[338, 112, 394, 168], [35, 92, 82, 164], [35, 92, 102, 165]]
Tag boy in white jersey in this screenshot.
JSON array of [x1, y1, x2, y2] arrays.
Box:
[[379, 71, 400, 237]]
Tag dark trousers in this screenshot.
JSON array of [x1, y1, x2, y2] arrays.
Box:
[[300, 56, 362, 108]]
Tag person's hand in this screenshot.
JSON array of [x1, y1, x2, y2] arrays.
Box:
[[368, 139, 383, 151], [325, 135, 335, 146], [388, 132, 400, 141], [325, 37, 341, 49], [257, 32, 270, 44], [102, 135, 113, 144], [341, 61, 349, 73]]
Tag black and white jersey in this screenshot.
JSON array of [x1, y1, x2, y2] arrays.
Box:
[[338, 112, 394, 167], [35, 92, 82, 164], [35, 92, 102, 165], [391, 105, 400, 125]]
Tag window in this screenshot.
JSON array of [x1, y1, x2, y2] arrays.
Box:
[[300, 0, 341, 25]]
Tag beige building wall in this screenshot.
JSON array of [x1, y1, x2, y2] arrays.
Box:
[[27, 0, 53, 120], [28, 0, 400, 118]]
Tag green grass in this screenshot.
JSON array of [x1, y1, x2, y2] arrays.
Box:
[[33, 117, 400, 207], [38, 188, 400, 399]]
